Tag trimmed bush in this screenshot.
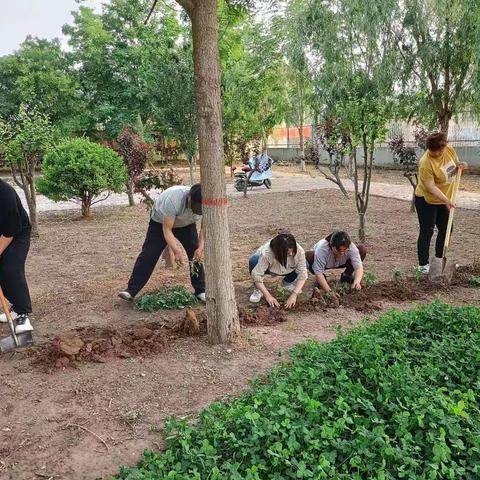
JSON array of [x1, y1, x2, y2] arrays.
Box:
[[37, 138, 126, 217], [111, 301, 480, 479]]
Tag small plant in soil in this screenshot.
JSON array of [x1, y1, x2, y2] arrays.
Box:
[[414, 265, 424, 283], [135, 286, 198, 311], [363, 271, 376, 287], [392, 267, 405, 285], [276, 286, 292, 303], [469, 275, 480, 287], [334, 281, 352, 295]]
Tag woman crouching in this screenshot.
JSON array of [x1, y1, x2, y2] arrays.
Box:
[[248, 233, 307, 308]]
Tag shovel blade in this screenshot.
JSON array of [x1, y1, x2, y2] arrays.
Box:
[[0, 331, 33, 353], [428, 257, 456, 284]]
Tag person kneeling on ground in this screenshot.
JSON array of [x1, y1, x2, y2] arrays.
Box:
[[306, 231, 366, 297], [249, 233, 307, 308], [0, 178, 34, 333], [118, 183, 206, 303]]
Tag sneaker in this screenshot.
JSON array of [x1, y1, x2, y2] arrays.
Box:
[[249, 289, 263, 303], [118, 291, 134, 301], [15, 314, 33, 334], [0, 310, 18, 323], [280, 280, 295, 292], [196, 292, 206, 303], [417, 264, 430, 274]]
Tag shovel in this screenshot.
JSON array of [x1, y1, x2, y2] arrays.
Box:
[[428, 168, 462, 285], [0, 286, 33, 353]]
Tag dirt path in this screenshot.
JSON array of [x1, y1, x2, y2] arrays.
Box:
[[1, 189, 480, 480], [10, 167, 480, 215]]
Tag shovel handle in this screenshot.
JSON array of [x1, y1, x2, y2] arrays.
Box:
[[0, 286, 19, 347], [443, 167, 462, 256]]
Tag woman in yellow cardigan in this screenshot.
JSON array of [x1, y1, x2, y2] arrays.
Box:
[[414, 132, 467, 273]]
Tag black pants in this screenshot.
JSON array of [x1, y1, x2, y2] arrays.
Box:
[[127, 220, 205, 297], [415, 196, 449, 266], [0, 233, 32, 314]]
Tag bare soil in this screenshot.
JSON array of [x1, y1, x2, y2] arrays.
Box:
[[1, 188, 480, 480]]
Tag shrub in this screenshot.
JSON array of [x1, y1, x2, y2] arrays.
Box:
[[111, 301, 480, 479], [135, 286, 198, 311], [37, 138, 126, 217]]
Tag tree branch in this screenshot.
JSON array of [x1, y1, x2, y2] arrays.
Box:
[[175, 0, 194, 15]]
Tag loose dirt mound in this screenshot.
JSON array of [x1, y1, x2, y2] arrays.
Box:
[[239, 306, 288, 325], [31, 321, 171, 370]]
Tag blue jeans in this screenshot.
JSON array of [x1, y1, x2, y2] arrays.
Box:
[[248, 254, 298, 284]]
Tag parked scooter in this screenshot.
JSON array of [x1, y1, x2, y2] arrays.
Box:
[[233, 154, 273, 192]]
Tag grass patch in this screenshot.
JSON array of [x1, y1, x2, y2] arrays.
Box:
[[111, 301, 480, 479], [134, 285, 198, 311], [469, 275, 480, 288]]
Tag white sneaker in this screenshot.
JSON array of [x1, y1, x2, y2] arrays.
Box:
[[196, 292, 206, 303], [280, 280, 295, 292], [15, 315, 33, 334], [417, 265, 430, 274], [0, 310, 18, 323], [118, 291, 134, 301], [249, 289, 263, 303]]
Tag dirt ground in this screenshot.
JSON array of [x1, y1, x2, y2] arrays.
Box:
[[1, 187, 480, 480]]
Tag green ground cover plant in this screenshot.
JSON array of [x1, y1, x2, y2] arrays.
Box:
[[111, 301, 480, 479], [469, 275, 480, 288], [134, 286, 198, 311]]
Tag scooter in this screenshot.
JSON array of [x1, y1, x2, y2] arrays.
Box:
[[233, 154, 273, 192]]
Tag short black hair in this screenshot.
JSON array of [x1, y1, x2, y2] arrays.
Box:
[[190, 183, 202, 214], [270, 233, 297, 268], [329, 231, 351, 249]]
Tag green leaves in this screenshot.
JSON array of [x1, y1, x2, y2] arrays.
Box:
[[37, 138, 126, 216], [135, 286, 198, 311], [113, 301, 480, 478]]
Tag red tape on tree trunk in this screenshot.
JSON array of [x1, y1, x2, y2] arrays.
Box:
[[202, 197, 229, 207]]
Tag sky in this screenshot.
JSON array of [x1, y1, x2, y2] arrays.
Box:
[[0, 0, 106, 56]]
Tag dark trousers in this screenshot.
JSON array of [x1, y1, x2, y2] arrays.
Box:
[[305, 246, 368, 284], [0, 233, 32, 314], [248, 254, 298, 283], [127, 220, 205, 297], [415, 196, 449, 266]]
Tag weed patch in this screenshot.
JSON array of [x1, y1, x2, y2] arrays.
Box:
[[135, 286, 198, 311]]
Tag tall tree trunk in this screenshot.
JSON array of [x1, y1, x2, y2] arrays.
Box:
[[439, 112, 450, 136], [298, 125, 306, 172], [189, 0, 239, 344], [81, 196, 91, 217], [126, 179, 135, 207], [358, 211, 366, 244], [188, 156, 194, 184]]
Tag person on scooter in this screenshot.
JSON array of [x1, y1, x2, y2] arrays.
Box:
[[249, 233, 307, 308], [0, 178, 34, 333], [305, 231, 367, 298]]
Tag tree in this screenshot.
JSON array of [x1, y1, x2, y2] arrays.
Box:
[[392, 0, 480, 135], [164, 0, 240, 343], [274, 3, 313, 172], [0, 106, 56, 236], [303, 0, 397, 242], [388, 133, 419, 212], [63, 0, 184, 139], [0, 38, 86, 136], [117, 127, 151, 206], [313, 118, 350, 198], [37, 138, 127, 217]]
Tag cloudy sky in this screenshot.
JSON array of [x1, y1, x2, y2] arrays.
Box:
[[0, 0, 106, 56]]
